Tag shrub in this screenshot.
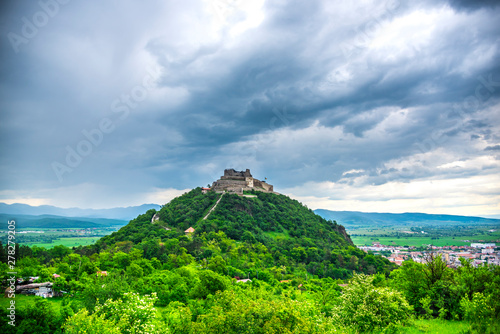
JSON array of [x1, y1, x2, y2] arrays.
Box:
[[63, 292, 166, 334], [460, 292, 498, 334], [334, 273, 413, 332], [190, 288, 339, 333], [62, 309, 120, 334], [420, 296, 433, 319]]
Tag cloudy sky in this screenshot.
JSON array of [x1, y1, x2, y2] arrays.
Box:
[[1, 0, 499, 217]]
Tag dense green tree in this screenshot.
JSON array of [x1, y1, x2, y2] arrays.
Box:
[[50, 245, 72, 260], [80, 272, 131, 311], [112, 251, 131, 270], [192, 269, 229, 299], [126, 263, 144, 278], [390, 260, 428, 314]]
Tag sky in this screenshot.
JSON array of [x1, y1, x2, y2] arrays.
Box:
[[0, 0, 499, 217]]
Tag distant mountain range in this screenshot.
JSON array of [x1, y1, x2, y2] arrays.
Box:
[[0, 202, 161, 221], [2, 202, 499, 230], [314, 210, 500, 227], [0, 213, 128, 229]]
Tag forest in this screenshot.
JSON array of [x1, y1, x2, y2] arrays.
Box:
[[0, 188, 499, 333]]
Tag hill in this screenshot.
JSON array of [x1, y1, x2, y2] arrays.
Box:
[[314, 210, 500, 228], [0, 203, 161, 220], [91, 188, 395, 278]]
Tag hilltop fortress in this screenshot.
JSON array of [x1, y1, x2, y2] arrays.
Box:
[[211, 169, 274, 194]]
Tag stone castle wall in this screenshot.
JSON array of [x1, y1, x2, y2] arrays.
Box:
[[211, 169, 274, 194], [254, 179, 273, 192], [221, 176, 245, 181], [214, 179, 247, 187], [224, 168, 252, 178]]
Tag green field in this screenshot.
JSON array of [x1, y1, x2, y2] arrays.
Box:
[[1, 226, 121, 249], [25, 237, 100, 248], [401, 319, 471, 333], [0, 294, 64, 311], [351, 234, 499, 247], [348, 225, 500, 247]]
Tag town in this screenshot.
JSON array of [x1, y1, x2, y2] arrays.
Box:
[[361, 242, 499, 267]]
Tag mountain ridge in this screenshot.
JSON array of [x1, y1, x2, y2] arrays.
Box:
[[5, 202, 497, 227], [314, 209, 500, 227], [0, 213, 128, 229], [0, 202, 161, 220]]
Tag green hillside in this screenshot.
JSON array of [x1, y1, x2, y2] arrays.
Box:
[[197, 190, 353, 249], [2, 188, 498, 333], [93, 188, 394, 278]]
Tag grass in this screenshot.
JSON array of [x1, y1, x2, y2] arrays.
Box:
[[25, 237, 100, 248], [0, 294, 64, 310], [400, 319, 470, 333]]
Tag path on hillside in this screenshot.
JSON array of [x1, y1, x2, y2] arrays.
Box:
[[203, 193, 224, 220]]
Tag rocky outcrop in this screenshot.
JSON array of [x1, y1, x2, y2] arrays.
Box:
[[333, 224, 353, 245], [151, 213, 160, 223]]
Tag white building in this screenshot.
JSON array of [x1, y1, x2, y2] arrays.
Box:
[[471, 243, 496, 248]]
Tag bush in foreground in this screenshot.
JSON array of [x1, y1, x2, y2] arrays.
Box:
[[333, 273, 413, 333], [63, 292, 163, 334]]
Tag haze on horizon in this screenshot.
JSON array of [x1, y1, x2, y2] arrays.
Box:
[[0, 0, 499, 217]]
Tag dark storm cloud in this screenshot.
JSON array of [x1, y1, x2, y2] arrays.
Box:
[[485, 145, 500, 151], [448, 0, 500, 11], [0, 0, 499, 209], [148, 0, 500, 147], [143, 0, 500, 188]]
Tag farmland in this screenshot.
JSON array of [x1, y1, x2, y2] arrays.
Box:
[[348, 225, 500, 247], [26, 237, 101, 249], [0, 227, 122, 249]]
